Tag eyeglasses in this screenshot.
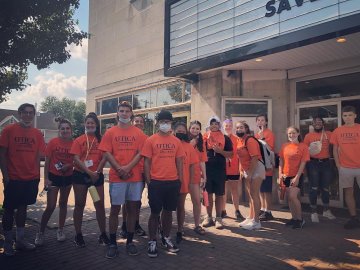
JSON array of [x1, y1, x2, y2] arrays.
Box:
[[21, 111, 35, 116]]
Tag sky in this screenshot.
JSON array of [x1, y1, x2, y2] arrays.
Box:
[[1, 0, 89, 110]]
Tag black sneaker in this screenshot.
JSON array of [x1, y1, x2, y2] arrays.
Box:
[[147, 240, 158, 258], [344, 218, 360, 230], [126, 243, 139, 256], [98, 233, 110, 245], [221, 210, 228, 218], [285, 219, 296, 226], [259, 210, 265, 216], [235, 210, 244, 221], [292, 219, 305, 229], [74, 234, 85, 247], [161, 236, 179, 253], [176, 232, 183, 244], [105, 244, 118, 259], [259, 211, 274, 221], [135, 224, 146, 236], [119, 229, 127, 239]]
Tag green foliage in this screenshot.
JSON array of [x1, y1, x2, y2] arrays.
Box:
[[0, 0, 87, 103], [40, 96, 85, 138]]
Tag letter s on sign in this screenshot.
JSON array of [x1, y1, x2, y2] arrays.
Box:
[[265, 0, 276, 17]]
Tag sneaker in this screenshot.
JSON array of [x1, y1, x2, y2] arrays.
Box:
[[323, 210, 336, 220], [259, 211, 274, 221], [292, 219, 305, 229], [135, 224, 146, 236], [259, 210, 265, 216], [176, 232, 183, 244], [201, 216, 215, 227], [35, 232, 44, 246], [285, 219, 296, 226], [239, 218, 252, 227], [147, 240, 158, 258], [105, 244, 118, 259], [215, 217, 224, 229], [74, 234, 85, 248], [235, 210, 244, 221], [161, 236, 179, 253], [344, 218, 360, 230], [221, 210, 228, 218], [241, 220, 261, 230], [119, 229, 127, 239], [3, 240, 15, 256], [57, 229, 66, 242], [311, 213, 319, 223], [98, 233, 110, 245], [126, 243, 139, 256], [15, 240, 36, 251]]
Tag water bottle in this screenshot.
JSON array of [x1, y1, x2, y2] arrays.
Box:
[[88, 185, 100, 203], [202, 189, 209, 207], [39, 186, 48, 197]]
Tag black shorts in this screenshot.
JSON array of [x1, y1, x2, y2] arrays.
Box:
[[3, 179, 40, 209], [148, 180, 180, 214], [226, 175, 240, 181], [49, 172, 72, 187], [206, 163, 226, 196], [283, 175, 304, 189], [260, 176, 273, 193], [72, 170, 104, 187]]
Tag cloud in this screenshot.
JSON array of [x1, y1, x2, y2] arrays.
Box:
[[67, 38, 88, 61], [1, 71, 87, 110]]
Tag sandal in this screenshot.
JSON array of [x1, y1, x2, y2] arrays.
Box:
[[194, 226, 205, 235]]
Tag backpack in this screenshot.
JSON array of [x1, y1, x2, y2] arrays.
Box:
[[245, 136, 275, 170]]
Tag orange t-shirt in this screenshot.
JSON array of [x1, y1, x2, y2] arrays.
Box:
[[226, 134, 240, 175], [236, 136, 262, 172], [255, 128, 275, 176], [304, 131, 332, 159], [70, 134, 102, 172], [180, 141, 199, 194], [193, 140, 207, 184], [45, 137, 73, 176], [330, 124, 360, 168], [141, 133, 185, 181], [0, 123, 46, 181], [98, 125, 146, 182], [203, 130, 225, 150], [279, 142, 310, 176]]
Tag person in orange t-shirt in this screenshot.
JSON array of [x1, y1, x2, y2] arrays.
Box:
[[189, 120, 207, 236], [236, 121, 265, 231], [70, 112, 109, 247], [174, 122, 199, 244], [0, 103, 46, 256], [255, 114, 276, 221], [141, 110, 185, 257], [279, 126, 310, 229], [303, 116, 335, 223], [99, 102, 146, 257], [330, 106, 360, 229], [35, 118, 74, 246], [222, 119, 244, 221]]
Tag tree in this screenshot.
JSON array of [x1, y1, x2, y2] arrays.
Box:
[[0, 0, 87, 103], [40, 96, 85, 138]]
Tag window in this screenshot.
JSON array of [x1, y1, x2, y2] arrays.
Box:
[[133, 90, 152, 110], [119, 95, 133, 104], [101, 98, 118, 115], [156, 84, 183, 106]]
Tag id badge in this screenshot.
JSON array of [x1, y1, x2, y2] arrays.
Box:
[[85, 160, 94, 168], [54, 161, 63, 171]]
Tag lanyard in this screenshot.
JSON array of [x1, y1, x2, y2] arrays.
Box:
[[85, 133, 96, 161]]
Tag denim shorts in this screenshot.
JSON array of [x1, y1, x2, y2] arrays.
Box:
[[109, 181, 144, 205]]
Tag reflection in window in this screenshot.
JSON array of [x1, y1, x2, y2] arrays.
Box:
[[96, 101, 101, 115], [101, 118, 116, 134], [184, 82, 191, 101], [133, 90, 152, 110], [119, 95, 133, 104], [101, 98, 118, 115], [157, 84, 183, 106], [225, 101, 267, 118]]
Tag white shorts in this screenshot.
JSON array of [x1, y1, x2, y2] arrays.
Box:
[[339, 167, 360, 189], [244, 161, 266, 181], [109, 181, 145, 205]]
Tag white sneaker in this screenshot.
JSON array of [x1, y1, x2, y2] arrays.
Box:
[[239, 218, 252, 227], [15, 240, 36, 251], [311, 213, 319, 223], [57, 229, 66, 242], [35, 232, 44, 246], [323, 210, 336, 220], [241, 220, 261, 230], [215, 217, 224, 229]]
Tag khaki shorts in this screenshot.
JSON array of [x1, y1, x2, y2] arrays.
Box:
[[339, 167, 360, 189], [244, 161, 265, 181]]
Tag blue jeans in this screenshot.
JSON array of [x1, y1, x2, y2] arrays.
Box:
[[306, 159, 333, 208]]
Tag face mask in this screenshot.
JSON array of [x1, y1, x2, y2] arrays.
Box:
[[236, 131, 245, 138], [176, 133, 189, 141], [159, 123, 171, 133], [85, 127, 96, 134], [118, 117, 131, 124]]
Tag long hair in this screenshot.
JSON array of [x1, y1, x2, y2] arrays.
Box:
[[189, 120, 204, 152], [287, 126, 302, 142], [85, 112, 101, 142]]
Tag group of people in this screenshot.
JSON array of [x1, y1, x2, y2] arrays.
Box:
[[1, 102, 359, 259]]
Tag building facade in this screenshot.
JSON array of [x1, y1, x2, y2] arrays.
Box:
[[87, 0, 360, 208]]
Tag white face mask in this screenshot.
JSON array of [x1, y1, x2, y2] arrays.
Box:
[[118, 117, 131, 124], [85, 127, 96, 134], [159, 123, 172, 133]]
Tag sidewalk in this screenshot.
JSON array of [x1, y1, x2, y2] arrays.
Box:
[[1, 180, 360, 270]]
